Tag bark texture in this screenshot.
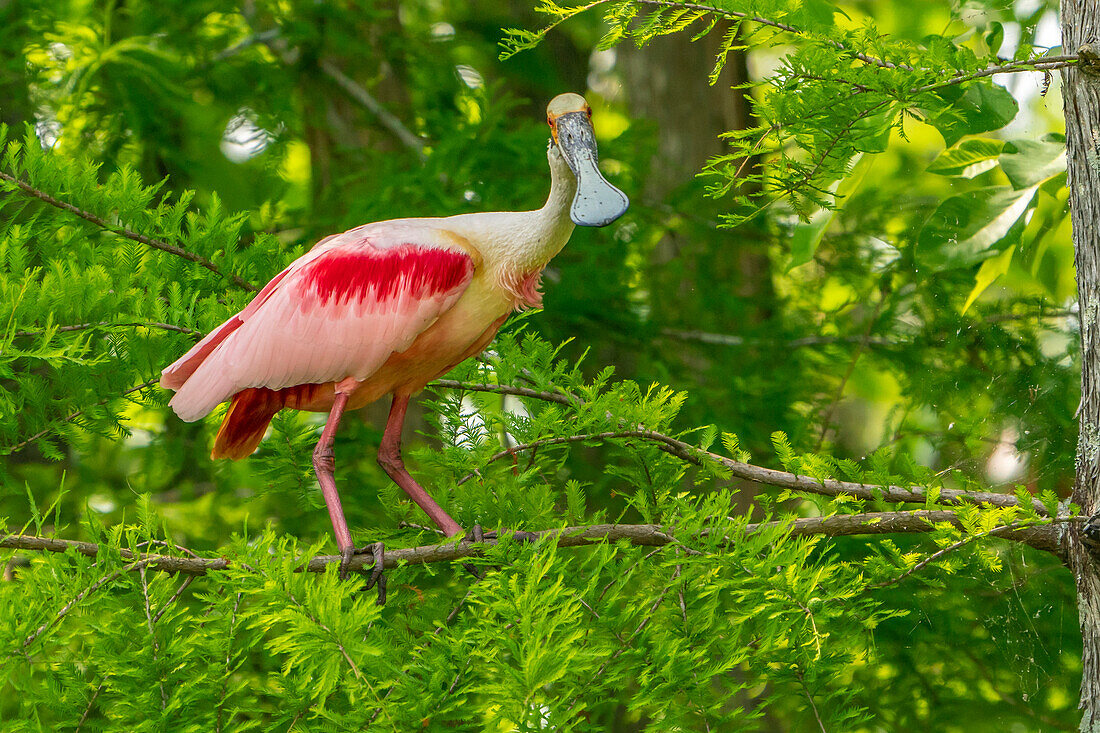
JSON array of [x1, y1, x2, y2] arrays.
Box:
[[1060, 2, 1100, 728]]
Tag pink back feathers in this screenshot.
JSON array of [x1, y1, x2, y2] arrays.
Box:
[[161, 236, 475, 422], [300, 246, 473, 308]]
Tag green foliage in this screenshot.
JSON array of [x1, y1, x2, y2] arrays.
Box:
[[0, 0, 1086, 729]]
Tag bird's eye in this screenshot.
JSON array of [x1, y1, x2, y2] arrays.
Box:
[[586, 107, 592, 118], [547, 116, 553, 126]]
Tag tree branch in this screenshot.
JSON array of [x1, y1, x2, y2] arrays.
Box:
[[631, 0, 913, 71], [634, 0, 1083, 84], [0, 170, 258, 292], [0, 512, 1066, 581], [14, 321, 202, 338], [210, 27, 427, 158], [914, 54, 1083, 94], [318, 60, 428, 160], [430, 378, 579, 407], [422, 383, 1051, 517], [867, 516, 1082, 589]]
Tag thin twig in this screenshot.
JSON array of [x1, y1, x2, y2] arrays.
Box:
[[74, 682, 105, 733], [4, 377, 160, 456], [216, 593, 243, 733], [19, 557, 155, 651], [429, 379, 578, 407], [630, 0, 913, 70], [816, 280, 889, 451], [139, 567, 168, 709], [913, 54, 1082, 95], [278, 585, 395, 727], [152, 575, 195, 624], [0, 170, 257, 292], [318, 60, 427, 159], [660, 328, 892, 348], [14, 321, 201, 338], [282, 588, 363, 681], [796, 666, 828, 733], [456, 431, 656, 485], [868, 516, 1084, 590], [565, 564, 683, 719], [211, 28, 282, 62]]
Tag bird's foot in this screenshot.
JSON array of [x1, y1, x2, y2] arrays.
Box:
[[461, 525, 537, 579], [339, 541, 387, 606]]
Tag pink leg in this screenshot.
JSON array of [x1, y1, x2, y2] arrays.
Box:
[[378, 394, 464, 537], [312, 387, 357, 556], [312, 380, 386, 601]]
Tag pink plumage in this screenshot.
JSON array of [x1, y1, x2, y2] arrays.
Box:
[[163, 233, 474, 425], [300, 245, 472, 307]]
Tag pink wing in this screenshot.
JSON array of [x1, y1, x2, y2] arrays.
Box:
[[162, 231, 475, 422]]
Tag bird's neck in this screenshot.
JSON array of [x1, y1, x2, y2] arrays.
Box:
[[494, 158, 576, 308], [442, 154, 577, 309], [541, 155, 578, 229], [511, 153, 577, 270]]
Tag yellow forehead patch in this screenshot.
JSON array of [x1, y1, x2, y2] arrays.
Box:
[[547, 93, 588, 118]]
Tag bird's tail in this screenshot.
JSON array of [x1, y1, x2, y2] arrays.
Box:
[[212, 388, 283, 460]]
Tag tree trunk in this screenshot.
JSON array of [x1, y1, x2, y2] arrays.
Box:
[[1060, 2, 1100, 728]]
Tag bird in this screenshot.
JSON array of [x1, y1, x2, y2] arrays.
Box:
[[160, 93, 628, 596]]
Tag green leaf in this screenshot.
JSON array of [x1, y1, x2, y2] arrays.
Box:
[[961, 244, 1015, 313], [998, 137, 1066, 190], [788, 153, 874, 270], [927, 138, 1005, 177], [984, 22, 1004, 56], [929, 83, 1019, 146], [916, 185, 1037, 271]]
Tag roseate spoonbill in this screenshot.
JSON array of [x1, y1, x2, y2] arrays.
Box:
[[161, 93, 628, 592]]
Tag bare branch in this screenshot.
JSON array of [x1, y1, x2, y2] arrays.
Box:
[[211, 28, 282, 62], [14, 321, 202, 338], [209, 27, 426, 158], [419, 392, 1052, 516], [74, 683, 105, 733], [1, 512, 1067, 582], [318, 60, 428, 159], [429, 379, 578, 407], [868, 516, 1084, 589], [0, 170, 257, 292], [914, 54, 1083, 95], [660, 328, 892, 348], [661, 307, 1076, 349]]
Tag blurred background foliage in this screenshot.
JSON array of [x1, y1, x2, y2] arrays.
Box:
[[0, 0, 1087, 729]]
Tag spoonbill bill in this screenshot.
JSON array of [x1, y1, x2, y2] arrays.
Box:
[[161, 93, 628, 591]]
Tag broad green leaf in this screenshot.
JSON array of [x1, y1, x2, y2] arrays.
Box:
[[961, 244, 1015, 313], [927, 138, 1005, 177], [998, 137, 1066, 189], [788, 153, 874, 270], [984, 22, 1004, 56], [916, 185, 1037, 271], [851, 105, 896, 154], [929, 83, 1019, 146]]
